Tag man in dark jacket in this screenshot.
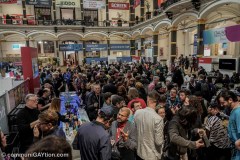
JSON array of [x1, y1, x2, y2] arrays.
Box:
[[102, 78, 117, 94], [72, 106, 114, 160], [17, 94, 40, 153], [86, 84, 104, 121], [164, 106, 204, 160], [110, 107, 137, 160]]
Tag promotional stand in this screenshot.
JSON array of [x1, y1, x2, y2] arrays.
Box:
[[21, 47, 40, 93]]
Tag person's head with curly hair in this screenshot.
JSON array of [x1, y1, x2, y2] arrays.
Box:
[[185, 95, 203, 114]]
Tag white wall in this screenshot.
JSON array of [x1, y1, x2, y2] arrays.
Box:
[[109, 9, 129, 22], [61, 9, 74, 19], [158, 35, 169, 60], [0, 4, 23, 15], [135, 5, 140, 18], [177, 31, 185, 57], [2, 42, 26, 57]]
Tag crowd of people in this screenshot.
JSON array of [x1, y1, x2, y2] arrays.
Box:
[[1, 61, 240, 160]]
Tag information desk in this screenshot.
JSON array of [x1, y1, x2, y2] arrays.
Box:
[[60, 92, 89, 143]]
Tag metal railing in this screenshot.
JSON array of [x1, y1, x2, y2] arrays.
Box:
[[0, 18, 131, 27]]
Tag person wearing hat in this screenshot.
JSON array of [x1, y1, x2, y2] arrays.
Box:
[[72, 106, 114, 160], [205, 102, 231, 160]]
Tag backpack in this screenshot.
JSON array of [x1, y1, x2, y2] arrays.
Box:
[[201, 82, 209, 93]]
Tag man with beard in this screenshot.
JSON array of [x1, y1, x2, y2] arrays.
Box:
[[218, 91, 240, 160], [110, 107, 137, 160]]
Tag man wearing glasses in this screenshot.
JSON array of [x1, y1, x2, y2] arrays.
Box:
[[17, 94, 40, 153]]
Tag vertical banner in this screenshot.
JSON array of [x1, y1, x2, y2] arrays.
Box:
[[133, 0, 140, 9], [193, 34, 198, 55], [158, 0, 163, 8], [21, 47, 40, 93]]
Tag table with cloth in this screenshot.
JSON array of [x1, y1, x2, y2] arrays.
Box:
[[59, 92, 89, 143]]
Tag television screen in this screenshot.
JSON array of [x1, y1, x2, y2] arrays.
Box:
[[219, 59, 236, 70]]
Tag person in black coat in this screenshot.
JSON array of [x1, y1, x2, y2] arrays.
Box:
[[17, 94, 40, 153], [86, 84, 104, 121], [102, 78, 117, 94], [172, 66, 184, 88]]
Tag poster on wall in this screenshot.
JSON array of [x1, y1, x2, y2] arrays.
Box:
[[0, 95, 9, 133], [0, 0, 17, 4], [56, 0, 80, 8], [26, 0, 52, 6], [32, 58, 39, 79], [108, 2, 129, 10], [83, 0, 105, 9]]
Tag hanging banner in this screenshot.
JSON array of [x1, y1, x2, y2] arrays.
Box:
[[26, 0, 52, 6], [133, 0, 140, 9], [225, 24, 240, 42], [59, 44, 83, 51], [83, 0, 105, 9], [158, 0, 163, 8], [203, 27, 228, 45], [0, 0, 17, 3], [193, 34, 198, 55], [86, 44, 108, 51], [110, 44, 130, 50], [56, 0, 80, 8], [109, 2, 129, 10]]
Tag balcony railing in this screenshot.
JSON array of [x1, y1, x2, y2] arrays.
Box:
[[0, 18, 132, 27]]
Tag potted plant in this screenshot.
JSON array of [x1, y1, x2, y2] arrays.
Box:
[[6, 14, 12, 24], [145, 0, 151, 20]]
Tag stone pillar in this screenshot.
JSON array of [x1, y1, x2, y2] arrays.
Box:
[[170, 26, 177, 64], [140, 0, 144, 22], [153, 0, 158, 16], [80, 0, 84, 19], [52, 0, 56, 21], [55, 40, 59, 57], [197, 19, 206, 56], [22, 0, 27, 24], [82, 39, 86, 63], [129, 0, 135, 27], [153, 31, 159, 64], [107, 38, 110, 56], [130, 38, 135, 56], [140, 36, 145, 57], [106, 0, 110, 26]]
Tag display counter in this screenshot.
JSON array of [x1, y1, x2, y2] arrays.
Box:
[[60, 92, 89, 143]]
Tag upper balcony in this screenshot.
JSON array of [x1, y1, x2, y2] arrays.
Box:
[[0, 0, 216, 34]]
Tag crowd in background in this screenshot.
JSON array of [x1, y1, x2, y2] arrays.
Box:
[[1, 60, 240, 160]]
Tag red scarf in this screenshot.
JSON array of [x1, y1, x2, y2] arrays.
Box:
[[116, 122, 126, 141]]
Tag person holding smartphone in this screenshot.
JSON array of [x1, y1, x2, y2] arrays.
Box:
[[109, 107, 136, 160]]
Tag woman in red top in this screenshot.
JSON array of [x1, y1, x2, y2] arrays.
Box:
[[127, 87, 146, 111]]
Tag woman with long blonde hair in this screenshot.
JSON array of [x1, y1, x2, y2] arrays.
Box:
[[48, 98, 69, 125], [49, 98, 61, 113]]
